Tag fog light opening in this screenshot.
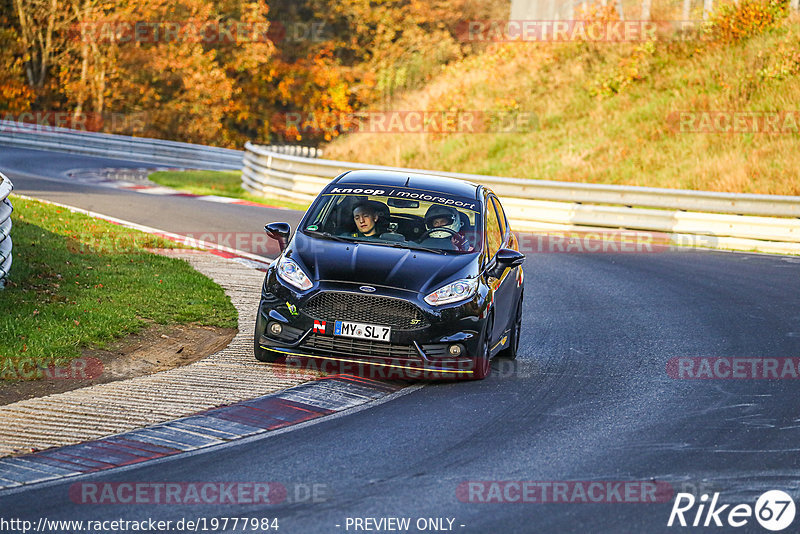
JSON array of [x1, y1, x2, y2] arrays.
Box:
[[448, 344, 463, 356], [268, 322, 283, 336]]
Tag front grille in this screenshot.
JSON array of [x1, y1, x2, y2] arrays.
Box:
[[300, 333, 419, 361], [303, 292, 429, 330]]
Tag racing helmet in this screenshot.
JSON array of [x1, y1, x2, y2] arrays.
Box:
[[424, 205, 462, 238]]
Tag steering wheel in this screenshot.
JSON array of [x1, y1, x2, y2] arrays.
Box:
[[417, 227, 459, 241]]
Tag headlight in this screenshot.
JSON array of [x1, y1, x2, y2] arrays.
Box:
[[276, 256, 313, 291], [424, 278, 478, 306]]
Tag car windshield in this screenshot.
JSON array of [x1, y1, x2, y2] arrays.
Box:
[[301, 186, 482, 254]]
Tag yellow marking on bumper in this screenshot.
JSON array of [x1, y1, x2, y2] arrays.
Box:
[[260, 346, 473, 374], [492, 338, 507, 351]]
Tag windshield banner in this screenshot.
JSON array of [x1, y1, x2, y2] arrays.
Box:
[[324, 184, 479, 211]]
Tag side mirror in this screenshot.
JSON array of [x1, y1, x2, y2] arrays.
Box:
[[490, 248, 525, 278], [265, 222, 291, 252]]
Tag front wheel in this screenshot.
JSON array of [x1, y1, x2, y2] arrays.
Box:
[[498, 295, 522, 360], [470, 315, 493, 380]]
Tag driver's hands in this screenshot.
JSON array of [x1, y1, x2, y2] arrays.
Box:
[[451, 232, 470, 251]]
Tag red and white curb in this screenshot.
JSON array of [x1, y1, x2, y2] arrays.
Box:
[[0, 195, 413, 489], [13, 193, 273, 271], [0, 376, 404, 490]]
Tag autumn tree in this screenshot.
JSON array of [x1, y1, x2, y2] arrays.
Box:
[[0, 0, 509, 145], [0, 9, 34, 111]]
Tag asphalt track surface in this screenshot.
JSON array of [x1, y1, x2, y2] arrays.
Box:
[[2, 146, 800, 533], [0, 146, 303, 242]]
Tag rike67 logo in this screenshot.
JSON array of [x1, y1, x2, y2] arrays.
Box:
[[668, 490, 796, 531]]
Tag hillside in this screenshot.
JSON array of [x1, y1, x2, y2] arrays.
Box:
[[325, 2, 800, 195]]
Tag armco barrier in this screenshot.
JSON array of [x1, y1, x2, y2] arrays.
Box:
[[0, 120, 322, 171], [243, 142, 800, 254], [0, 120, 243, 170], [0, 120, 795, 255], [0, 172, 13, 288]]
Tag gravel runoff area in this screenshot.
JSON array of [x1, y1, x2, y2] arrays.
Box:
[[0, 250, 317, 457]]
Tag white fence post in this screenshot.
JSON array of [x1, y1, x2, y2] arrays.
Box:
[[791, 0, 799, 11], [641, 0, 652, 20], [703, 0, 714, 19], [682, 0, 692, 20]]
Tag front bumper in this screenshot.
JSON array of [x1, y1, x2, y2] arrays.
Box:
[[256, 273, 486, 378]]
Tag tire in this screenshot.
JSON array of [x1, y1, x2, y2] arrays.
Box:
[[471, 315, 493, 380], [498, 294, 522, 360]]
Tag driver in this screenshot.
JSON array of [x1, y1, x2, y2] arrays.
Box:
[[423, 205, 472, 251], [347, 201, 380, 238]]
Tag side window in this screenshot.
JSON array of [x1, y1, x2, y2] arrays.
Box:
[[485, 198, 503, 258], [492, 197, 508, 238]]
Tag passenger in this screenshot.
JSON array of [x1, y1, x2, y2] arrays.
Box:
[[347, 202, 380, 238]]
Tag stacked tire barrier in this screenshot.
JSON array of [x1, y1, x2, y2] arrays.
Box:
[[242, 141, 800, 255], [0, 172, 13, 288]]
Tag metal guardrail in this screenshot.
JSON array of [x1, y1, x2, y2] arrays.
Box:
[[243, 142, 800, 253], [263, 145, 324, 158], [0, 119, 795, 256], [0, 172, 13, 288], [0, 120, 242, 170]]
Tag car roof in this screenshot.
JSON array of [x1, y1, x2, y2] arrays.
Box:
[[336, 170, 481, 200]]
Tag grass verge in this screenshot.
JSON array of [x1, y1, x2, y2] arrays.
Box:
[[0, 196, 238, 378], [148, 170, 310, 211]]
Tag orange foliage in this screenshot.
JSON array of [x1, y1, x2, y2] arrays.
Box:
[[1, 0, 508, 146], [0, 18, 34, 111], [707, 0, 789, 44]]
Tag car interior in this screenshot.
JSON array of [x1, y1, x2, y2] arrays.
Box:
[[316, 195, 479, 251]]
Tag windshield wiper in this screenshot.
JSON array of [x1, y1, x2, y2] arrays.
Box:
[[386, 241, 444, 255]]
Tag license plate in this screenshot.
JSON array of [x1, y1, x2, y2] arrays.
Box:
[[334, 320, 391, 342]]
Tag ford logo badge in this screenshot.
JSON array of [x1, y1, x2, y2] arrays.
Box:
[[359, 286, 376, 293]]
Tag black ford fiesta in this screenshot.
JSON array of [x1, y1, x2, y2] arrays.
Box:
[[254, 170, 524, 379]]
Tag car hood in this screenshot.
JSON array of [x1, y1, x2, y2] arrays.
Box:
[[287, 233, 478, 294]]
